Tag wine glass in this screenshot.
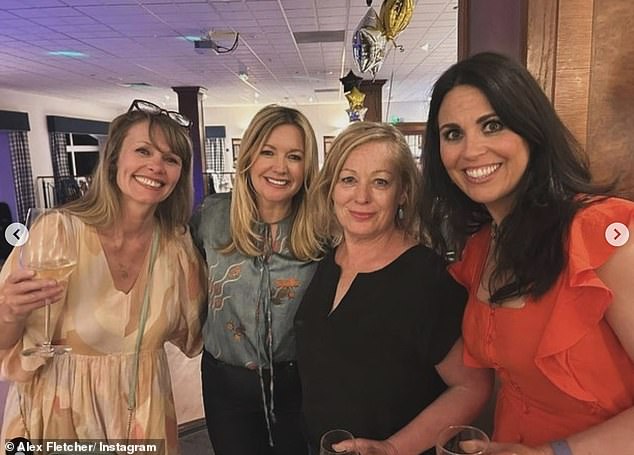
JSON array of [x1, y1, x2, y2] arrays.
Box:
[[20, 208, 77, 357], [436, 425, 489, 455], [320, 429, 359, 455]]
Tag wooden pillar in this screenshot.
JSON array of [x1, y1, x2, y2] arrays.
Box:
[[359, 79, 387, 122], [458, 0, 528, 62], [172, 86, 206, 207]]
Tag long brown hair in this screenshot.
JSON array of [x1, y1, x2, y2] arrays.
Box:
[[64, 110, 193, 237]]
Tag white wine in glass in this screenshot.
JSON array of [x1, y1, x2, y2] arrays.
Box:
[[20, 208, 77, 357]]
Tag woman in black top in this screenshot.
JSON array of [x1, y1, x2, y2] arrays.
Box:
[[295, 122, 492, 455]]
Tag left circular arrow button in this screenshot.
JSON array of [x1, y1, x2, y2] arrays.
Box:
[[5, 222, 29, 247]]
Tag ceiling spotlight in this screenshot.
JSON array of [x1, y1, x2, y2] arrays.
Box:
[[238, 70, 249, 82]]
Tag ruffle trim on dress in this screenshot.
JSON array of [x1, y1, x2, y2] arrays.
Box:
[[534, 198, 634, 403]]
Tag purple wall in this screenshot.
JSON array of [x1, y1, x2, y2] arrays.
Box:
[[0, 132, 18, 222], [0, 132, 13, 426]]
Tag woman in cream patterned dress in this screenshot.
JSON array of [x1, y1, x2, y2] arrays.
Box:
[[0, 100, 205, 454]]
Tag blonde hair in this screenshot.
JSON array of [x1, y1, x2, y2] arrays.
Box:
[[63, 110, 193, 238], [222, 104, 322, 261], [310, 121, 420, 246]]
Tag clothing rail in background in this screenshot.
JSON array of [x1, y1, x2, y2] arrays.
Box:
[[203, 171, 235, 195], [38, 172, 236, 208], [36, 175, 89, 208]]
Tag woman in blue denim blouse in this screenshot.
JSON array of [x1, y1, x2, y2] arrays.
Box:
[[190, 105, 322, 455]]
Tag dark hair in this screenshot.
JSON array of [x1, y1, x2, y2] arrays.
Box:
[[420, 52, 615, 303]]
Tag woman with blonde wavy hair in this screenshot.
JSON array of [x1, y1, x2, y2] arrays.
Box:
[[190, 104, 321, 455], [0, 100, 206, 454], [295, 121, 491, 455]]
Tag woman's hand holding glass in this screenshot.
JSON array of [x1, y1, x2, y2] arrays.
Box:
[[332, 436, 398, 455], [321, 429, 360, 455], [16, 208, 77, 356], [0, 268, 64, 324], [436, 425, 489, 455], [479, 442, 550, 455]]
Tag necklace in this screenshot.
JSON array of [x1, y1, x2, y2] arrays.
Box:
[[491, 221, 499, 240]]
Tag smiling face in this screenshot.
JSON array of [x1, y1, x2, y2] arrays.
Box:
[[438, 84, 530, 222], [248, 123, 306, 222], [115, 120, 183, 211], [332, 141, 405, 243]]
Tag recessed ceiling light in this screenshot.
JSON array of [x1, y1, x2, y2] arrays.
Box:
[[48, 51, 87, 57], [117, 82, 153, 88], [420, 43, 429, 52]]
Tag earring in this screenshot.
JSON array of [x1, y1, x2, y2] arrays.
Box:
[[397, 206, 404, 220]]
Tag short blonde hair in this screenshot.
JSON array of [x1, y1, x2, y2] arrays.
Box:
[[64, 110, 193, 238], [310, 121, 420, 246], [223, 104, 322, 260]]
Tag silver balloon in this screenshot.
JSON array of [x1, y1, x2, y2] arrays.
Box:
[[352, 8, 388, 76]]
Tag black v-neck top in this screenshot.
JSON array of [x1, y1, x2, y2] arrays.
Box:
[[295, 244, 467, 454]]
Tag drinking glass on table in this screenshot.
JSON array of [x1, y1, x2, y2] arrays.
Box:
[[20, 208, 77, 357], [436, 425, 489, 455], [320, 429, 359, 455]]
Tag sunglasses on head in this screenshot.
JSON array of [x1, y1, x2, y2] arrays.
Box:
[[128, 99, 193, 128]]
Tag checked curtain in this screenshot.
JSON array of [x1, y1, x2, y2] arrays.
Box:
[[49, 132, 71, 178], [8, 131, 36, 223]]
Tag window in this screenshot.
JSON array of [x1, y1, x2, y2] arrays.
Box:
[[323, 136, 335, 155], [65, 133, 100, 176], [231, 138, 241, 162], [394, 123, 426, 161]]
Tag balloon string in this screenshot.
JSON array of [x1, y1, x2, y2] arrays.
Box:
[[385, 43, 398, 120]]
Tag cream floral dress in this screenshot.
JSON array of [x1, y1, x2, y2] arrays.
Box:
[[0, 215, 205, 454]]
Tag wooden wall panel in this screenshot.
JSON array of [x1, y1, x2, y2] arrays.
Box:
[[552, 0, 594, 147], [525, 0, 558, 100], [359, 79, 386, 122], [586, 0, 634, 196], [459, 0, 527, 62]]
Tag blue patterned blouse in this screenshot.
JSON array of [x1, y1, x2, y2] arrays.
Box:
[[190, 193, 317, 369]]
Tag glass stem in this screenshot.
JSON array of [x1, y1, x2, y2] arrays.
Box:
[[43, 300, 51, 346]]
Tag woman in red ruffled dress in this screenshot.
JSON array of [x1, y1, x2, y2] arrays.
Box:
[[420, 52, 634, 455]]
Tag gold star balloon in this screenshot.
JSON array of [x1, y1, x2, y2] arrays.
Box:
[[345, 87, 366, 110]]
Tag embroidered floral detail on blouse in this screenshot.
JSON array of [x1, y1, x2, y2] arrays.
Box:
[[226, 321, 246, 341], [209, 261, 244, 312], [272, 277, 301, 305]]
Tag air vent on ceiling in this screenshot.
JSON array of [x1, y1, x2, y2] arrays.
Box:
[[294, 31, 345, 44], [314, 88, 340, 93]]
